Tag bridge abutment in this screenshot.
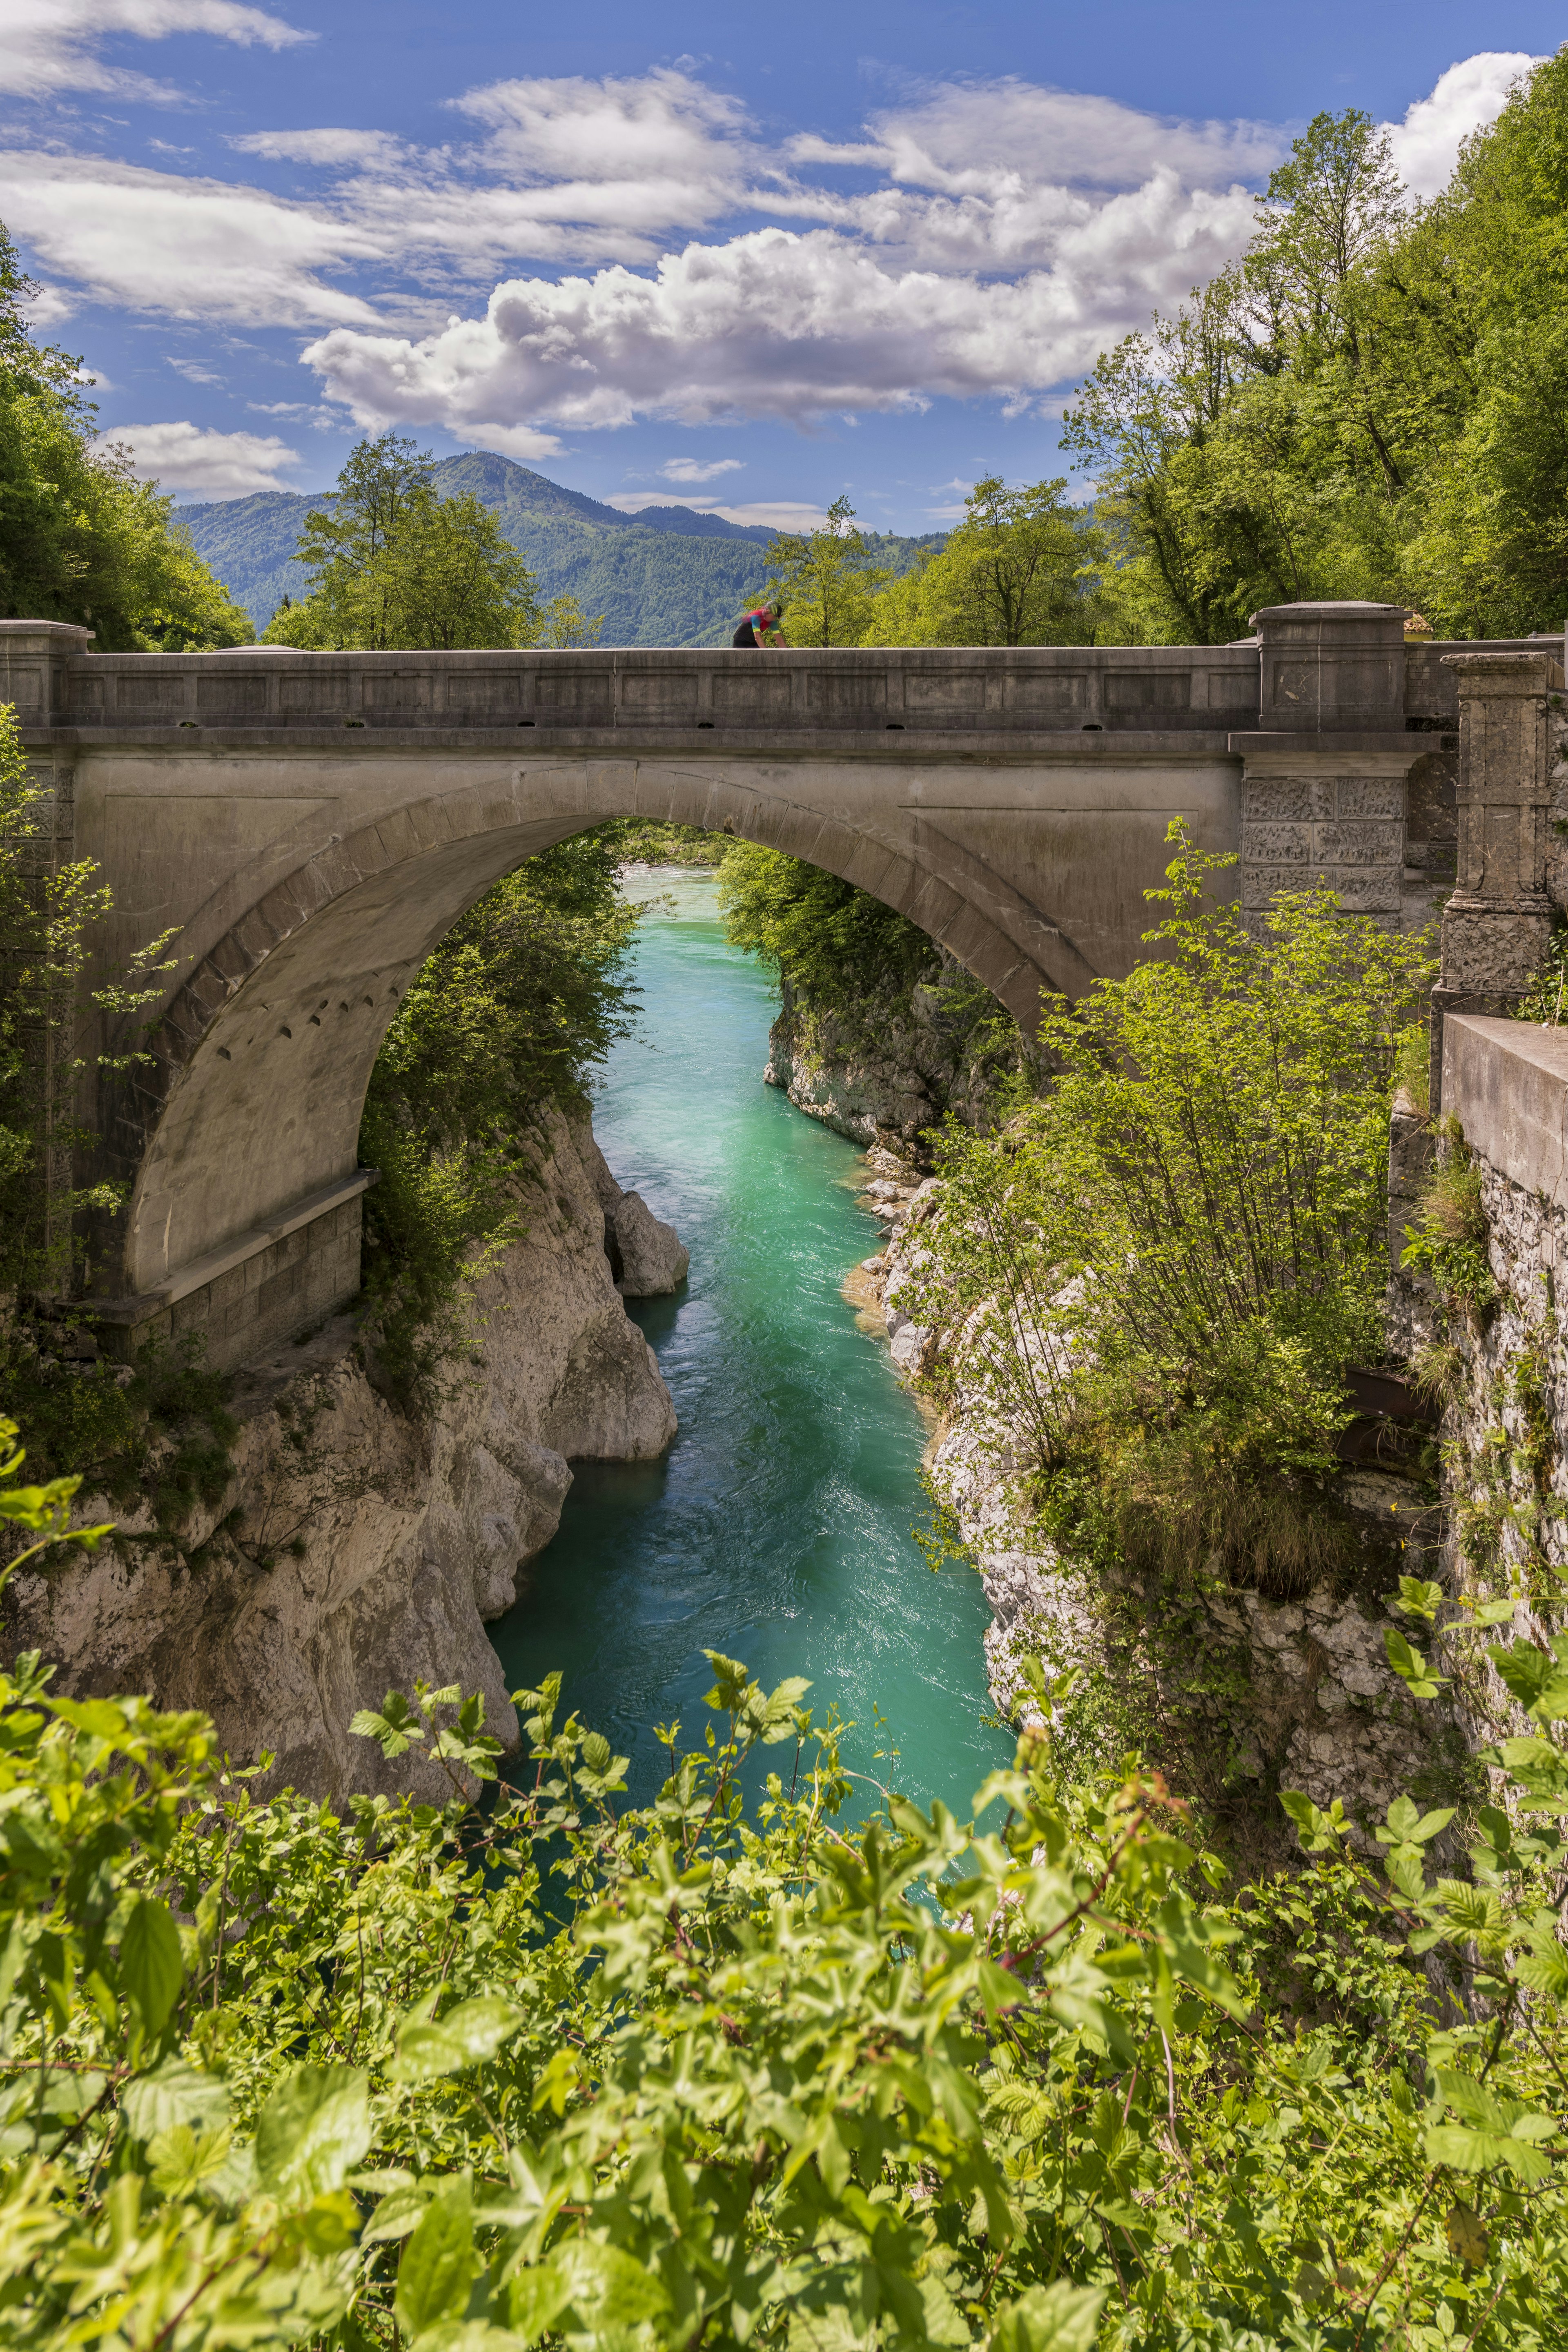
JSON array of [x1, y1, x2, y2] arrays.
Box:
[[90, 1172, 377, 1372]]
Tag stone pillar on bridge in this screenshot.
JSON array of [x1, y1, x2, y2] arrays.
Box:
[[1428, 647, 1565, 1109], [0, 624, 94, 1282], [1234, 601, 1429, 934]]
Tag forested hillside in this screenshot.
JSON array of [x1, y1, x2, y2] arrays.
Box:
[[178, 450, 943, 645], [1064, 60, 1568, 639]]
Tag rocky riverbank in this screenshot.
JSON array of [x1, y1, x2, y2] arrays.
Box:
[[850, 1159, 1471, 1868], [6, 1108, 685, 1801], [764, 963, 1022, 1163]]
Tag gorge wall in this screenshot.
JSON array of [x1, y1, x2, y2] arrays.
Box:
[[4, 1110, 684, 1802], [849, 1181, 1458, 1872], [764, 959, 1022, 1163]]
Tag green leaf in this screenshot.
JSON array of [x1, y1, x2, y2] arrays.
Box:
[[392, 1995, 523, 2083], [350, 1692, 420, 1758], [1385, 1576, 1443, 1621], [504, 2265, 572, 2345], [552, 2238, 673, 2328], [146, 2123, 234, 2199], [1377, 1797, 1453, 1848], [120, 2059, 229, 2143], [255, 2064, 370, 2203], [1279, 1790, 1351, 1852], [1427, 2070, 1557, 2184], [992, 2281, 1107, 2352], [702, 1650, 753, 1713], [1427, 2122, 1552, 2185], [396, 2175, 477, 2340], [118, 1898, 184, 2034], [1385, 1627, 1447, 1699], [361, 2183, 436, 2245], [1490, 1638, 1568, 1721]]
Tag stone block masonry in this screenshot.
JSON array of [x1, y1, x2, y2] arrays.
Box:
[[1235, 603, 1461, 935], [92, 1174, 376, 1374]]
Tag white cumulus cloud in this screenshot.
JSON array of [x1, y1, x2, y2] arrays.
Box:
[[0, 152, 384, 324], [2, 0, 310, 101], [657, 457, 745, 483], [299, 180, 1258, 441], [229, 127, 408, 168], [99, 419, 303, 494], [3, 50, 1545, 451], [1385, 51, 1538, 197]]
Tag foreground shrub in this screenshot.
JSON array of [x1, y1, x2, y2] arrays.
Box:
[[2, 1427, 1566, 2350]]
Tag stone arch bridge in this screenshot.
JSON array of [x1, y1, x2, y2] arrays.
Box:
[[2, 602, 1498, 1371]]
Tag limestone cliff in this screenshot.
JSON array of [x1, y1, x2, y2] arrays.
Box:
[[764, 964, 1021, 1164], [6, 1108, 681, 1802], [853, 1172, 1464, 1871]]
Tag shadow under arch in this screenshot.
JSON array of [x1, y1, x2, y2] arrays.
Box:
[[105, 760, 1091, 1298]]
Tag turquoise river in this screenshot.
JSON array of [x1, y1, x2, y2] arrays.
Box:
[[489, 868, 1008, 1815]]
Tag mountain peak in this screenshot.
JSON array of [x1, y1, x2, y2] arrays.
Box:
[[428, 452, 772, 543], [177, 448, 942, 644]]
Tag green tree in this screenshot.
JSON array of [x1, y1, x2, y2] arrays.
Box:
[[1060, 67, 1568, 641], [538, 591, 604, 646], [904, 822, 1434, 1589], [1401, 48, 1568, 633], [759, 494, 890, 645], [864, 476, 1111, 646], [358, 826, 641, 1395], [717, 837, 935, 1005], [264, 433, 543, 651], [0, 221, 252, 649]]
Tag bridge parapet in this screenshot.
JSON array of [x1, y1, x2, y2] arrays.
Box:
[[15, 638, 1265, 737]]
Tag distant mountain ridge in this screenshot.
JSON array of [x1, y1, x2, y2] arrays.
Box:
[[176, 451, 943, 648]]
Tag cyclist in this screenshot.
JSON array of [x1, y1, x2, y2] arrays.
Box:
[[731, 599, 787, 647]]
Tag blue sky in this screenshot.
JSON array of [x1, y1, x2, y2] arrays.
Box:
[[1, 2, 1560, 529]]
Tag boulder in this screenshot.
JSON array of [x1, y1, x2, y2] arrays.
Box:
[[584, 1133, 690, 1296], [610, 1190, 690, 1296]]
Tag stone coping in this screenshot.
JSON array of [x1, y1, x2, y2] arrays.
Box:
[[14, 723, 1433, 762], [16, 722, 1251, 759], [88, 1167, 380, 1324], [1443, 1015, 1568, 1208]]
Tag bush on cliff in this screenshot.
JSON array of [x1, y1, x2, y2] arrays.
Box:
[[2, 1425, 1567, 2351], [358, 826, 642, 1396], [717, 840, 1024, 1133], [907, 822, 1434, 1594]]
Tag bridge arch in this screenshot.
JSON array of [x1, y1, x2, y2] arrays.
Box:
[[107, 759, 1067, 1307]]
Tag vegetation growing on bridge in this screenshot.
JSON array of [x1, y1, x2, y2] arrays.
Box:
[[2, 1428, 1567, 2352]]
